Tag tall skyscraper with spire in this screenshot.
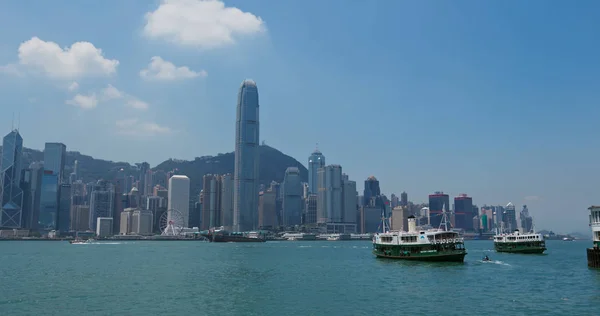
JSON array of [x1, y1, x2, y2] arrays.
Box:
[[233, 79, 260, 232], [1, 129, 24, 228], [308, 146, 325, 194]]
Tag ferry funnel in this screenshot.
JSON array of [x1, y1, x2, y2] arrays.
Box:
[[408, 215, 417, 233]]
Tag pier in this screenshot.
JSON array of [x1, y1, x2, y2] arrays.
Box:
[[587, 206, 600, 268], [587, 247, 600, 268]]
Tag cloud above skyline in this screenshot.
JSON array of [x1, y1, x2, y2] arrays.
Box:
[[66, 93, 98, 109], [2, 37, 119, 79], [115, 118, 171, 137], [140, 56, 207, 81], [143, 0, 266, 49]]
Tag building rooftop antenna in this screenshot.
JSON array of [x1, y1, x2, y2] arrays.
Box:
[[17, 112, 20, 131]]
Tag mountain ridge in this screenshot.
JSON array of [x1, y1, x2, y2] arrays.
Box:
[[0, 144, 308, 199]]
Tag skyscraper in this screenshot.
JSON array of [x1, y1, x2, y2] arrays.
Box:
[[1, 129, 24, 228], [168, 175, 190, 228], [282, 167, 303, 226], [39, 142, 67, 231], [201, 174, 222, 230], [89, 180, 115, 231], [454, 194, 474, 231], [220, 173, 234, 230], [43, 143, 66, 182], [428, 191, 450, 228], [234, 79, 260, 232], [317, 165, 343, 223], [308, 148, 325, 194], [341, 174, 357, 224], [363, 176, 381, 206]]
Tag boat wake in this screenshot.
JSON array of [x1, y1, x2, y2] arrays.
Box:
[[480, 259, 510, 266]]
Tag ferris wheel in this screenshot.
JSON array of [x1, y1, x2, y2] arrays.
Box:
[[160, 209, 185, 236]]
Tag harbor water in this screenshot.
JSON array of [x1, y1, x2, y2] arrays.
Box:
[[0, 240, 598, 315]]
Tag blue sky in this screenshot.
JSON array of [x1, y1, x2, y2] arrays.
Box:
[[1, 0, 599, 233]]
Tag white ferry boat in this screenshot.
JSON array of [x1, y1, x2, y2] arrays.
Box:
[[372, 207, 467, 262], [493, 229, 546, 254]]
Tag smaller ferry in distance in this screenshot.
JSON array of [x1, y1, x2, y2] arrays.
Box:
[[202, 228, 266, 243], [372, 205, 467, 262], [563, 237, 574, 241], [493, 225, 546, 254]]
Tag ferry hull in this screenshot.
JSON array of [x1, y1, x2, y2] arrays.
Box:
[[373, 250, 466, 262], [494, 242, 546, 254]]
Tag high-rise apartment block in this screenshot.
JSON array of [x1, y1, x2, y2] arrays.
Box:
[[168, 175, 190, 228]]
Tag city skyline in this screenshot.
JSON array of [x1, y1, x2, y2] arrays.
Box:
[[1, 0, 599, 233]]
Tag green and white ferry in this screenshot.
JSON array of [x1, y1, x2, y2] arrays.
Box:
[[493, 229, 546, 254], [372, 208, 467, 262]]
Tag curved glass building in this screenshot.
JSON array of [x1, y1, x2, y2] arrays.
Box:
[[234, 79, 260, 232]]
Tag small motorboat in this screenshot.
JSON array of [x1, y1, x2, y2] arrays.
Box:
[[482, 255, 491, 262]]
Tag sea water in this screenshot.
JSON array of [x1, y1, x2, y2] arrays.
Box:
[[0, 240, 598, 315]]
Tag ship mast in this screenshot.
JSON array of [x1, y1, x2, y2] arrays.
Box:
[[438, 203, 450, 232], [380, 211, 389, 233]]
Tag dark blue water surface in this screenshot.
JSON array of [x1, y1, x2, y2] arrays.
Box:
[[0, 240, 598, 315]]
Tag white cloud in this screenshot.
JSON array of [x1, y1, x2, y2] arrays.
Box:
[[0, 64, 23, 76], [115, 118, 171, 136], [126, 99, 149, 110], [66, 93, 98, 109], [143, 0, 266, 49], [140, 56, 206, 81], [102, 84, 123, 100], [68, 82, 79, 91], [3, 37, 119, 79], [65, 84, 148, 110]]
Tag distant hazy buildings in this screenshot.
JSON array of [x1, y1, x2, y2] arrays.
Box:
[[282, 167, 303, 226], [520, 205, 533, 233], [234, 79, 260, 232], [168, 175, 190, 228], [308, 148, 325, 194], [504, 202, 518, 231], [0, 129, 24, 228], [400, 191, 408, 207]]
